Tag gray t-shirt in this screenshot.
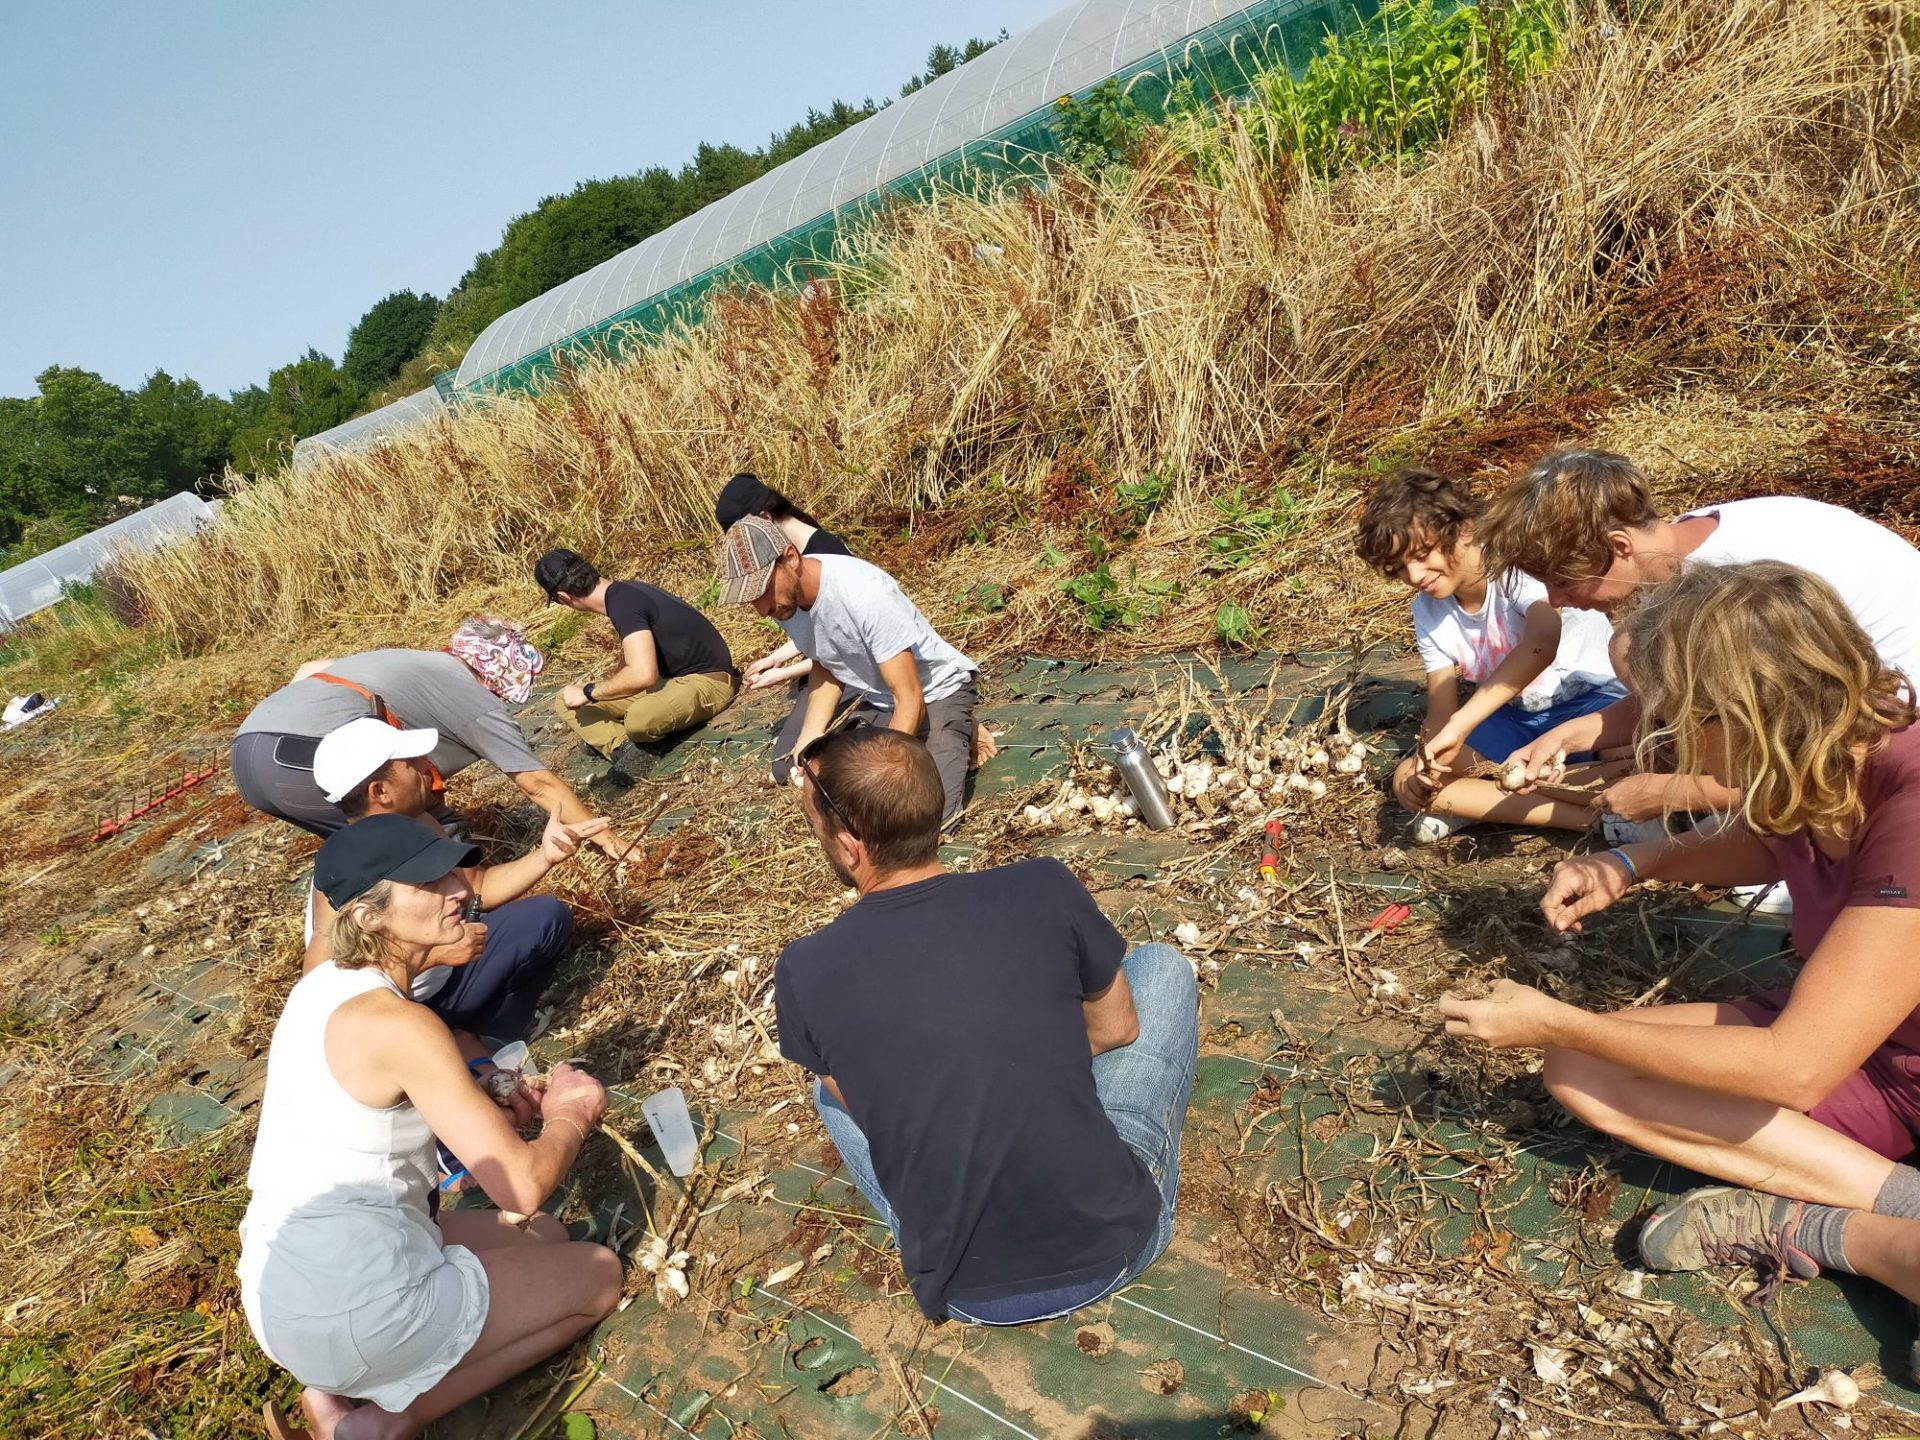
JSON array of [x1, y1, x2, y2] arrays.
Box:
[[237, 649, 543, 778], [783, 556, 975, 708]]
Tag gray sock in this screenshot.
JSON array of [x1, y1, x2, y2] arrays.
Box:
[[1874, 1164, 1920, 1221], [1793, 1201, 1856, 1275], [1782, 1167, 1920, 1277]]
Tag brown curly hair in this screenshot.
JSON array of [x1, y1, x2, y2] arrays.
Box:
[[1354, 468, 1483, 575]]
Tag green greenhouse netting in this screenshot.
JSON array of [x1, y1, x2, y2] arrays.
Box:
[[454, 0, 1380, 399]]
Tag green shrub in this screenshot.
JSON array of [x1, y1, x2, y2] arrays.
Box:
[[1193, 0, 1565, 178]]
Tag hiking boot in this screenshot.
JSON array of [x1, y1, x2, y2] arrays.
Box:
[[607, 741, 656, 780], [1638, 1185, 1820, 1299]]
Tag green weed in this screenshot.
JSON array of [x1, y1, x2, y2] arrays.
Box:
[[1058, 563, 1179, 632], [1111, 469, 1173, 538], [1205, 486, 1300, 572], [956, 582, 1007, 617], [1214, 601, 1258, 648]]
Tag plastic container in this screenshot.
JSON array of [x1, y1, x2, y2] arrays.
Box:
[[1108, 727, 1176, 830], [491, 1040, 532, 1074], [641, 1086, 700, 1177]]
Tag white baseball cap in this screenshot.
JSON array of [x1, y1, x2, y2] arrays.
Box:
[[313, 717, 439, 803]]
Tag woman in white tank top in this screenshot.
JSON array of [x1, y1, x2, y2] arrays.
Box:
[[241, 815, 622, 1439]]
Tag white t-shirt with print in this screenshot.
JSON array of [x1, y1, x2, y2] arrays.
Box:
[[784, 555, 976, 708], [1413, 572, 1618, 711], [1683, 496, 1920, 686]]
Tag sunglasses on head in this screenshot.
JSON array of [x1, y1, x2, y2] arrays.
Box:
[[797, 731, 859, 839]]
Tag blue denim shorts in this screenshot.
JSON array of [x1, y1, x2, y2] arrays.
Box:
[[1464, 683, 1626, 765]]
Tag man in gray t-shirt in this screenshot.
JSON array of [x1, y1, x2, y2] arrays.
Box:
[[718, 517, 980, 822], [232, 648, 626, 854]]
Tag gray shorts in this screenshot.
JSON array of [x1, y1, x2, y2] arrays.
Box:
[[230, 731, 349, 837]]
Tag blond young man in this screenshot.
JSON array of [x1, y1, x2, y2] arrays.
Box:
[[1480, 449, 1920, 823]]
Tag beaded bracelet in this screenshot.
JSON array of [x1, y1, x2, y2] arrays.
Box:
[[1604, 846, 1640, 883]]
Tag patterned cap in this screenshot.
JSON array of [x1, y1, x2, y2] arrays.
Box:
[[717, 515, 788, 606], [447, 615, 544, 704]]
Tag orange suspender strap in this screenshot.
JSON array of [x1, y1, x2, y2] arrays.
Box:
[[309, 672, 446, 794]]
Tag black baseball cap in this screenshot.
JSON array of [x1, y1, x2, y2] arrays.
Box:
[[314, 814, 480, 907], [714, 472, 776, 532]]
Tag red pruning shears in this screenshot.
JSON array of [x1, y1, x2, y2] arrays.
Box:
[[1260, 820, 1286, 884], [1354, 902, 1412, 952]]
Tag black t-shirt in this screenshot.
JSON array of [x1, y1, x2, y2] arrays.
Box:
[[603, 580, 735, 680], [774, 858, 1159, 1320], [803, 528, 851, 558]]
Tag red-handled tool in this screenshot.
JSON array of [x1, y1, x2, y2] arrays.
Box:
[[1260, 819, 1286, 884], [1353, 902, 1412, 951]]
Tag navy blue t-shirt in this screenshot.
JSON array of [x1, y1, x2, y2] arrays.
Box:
[[803, 528, 851, 558], [603, 580, 736, 681], [774, 857, 1159, 1320]]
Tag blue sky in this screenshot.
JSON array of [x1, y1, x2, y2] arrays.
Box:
[[0, 0, 1064, 400]]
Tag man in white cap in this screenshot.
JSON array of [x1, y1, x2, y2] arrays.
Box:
[[300, 717, 610, 1049], [716, 515, 981, 823]]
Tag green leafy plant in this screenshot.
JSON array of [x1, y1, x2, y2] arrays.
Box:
[[1214, 601, 1258, 648], [1058, 563, 1179, 632], [1205, 486, 1301, 572], [1186, 0, 1565, 181], [1051, 79, 1149, 181], [956, 581, 1007, 616], [1110, 468, 1173, 538]]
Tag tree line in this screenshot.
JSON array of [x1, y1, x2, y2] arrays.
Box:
[[0, 37, 1000, 566]]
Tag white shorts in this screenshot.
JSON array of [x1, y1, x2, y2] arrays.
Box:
[[248, 1243, 489, 1412]]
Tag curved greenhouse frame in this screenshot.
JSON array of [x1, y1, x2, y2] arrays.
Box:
[[291, 387, 447, 472], [0, 491, 219, 626], [454, 0, 1375, 397]]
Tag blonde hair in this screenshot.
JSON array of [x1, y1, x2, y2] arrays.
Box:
[[1479, 449, 1660, 582], [1625, 562, 1915, 837], [328, 879, 398, 970]]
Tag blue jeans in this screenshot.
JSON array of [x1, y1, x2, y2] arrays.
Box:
[[814, 943, 1199, 1325], [426, 895, 572, 1047], [1463, 682, 1627, 765]]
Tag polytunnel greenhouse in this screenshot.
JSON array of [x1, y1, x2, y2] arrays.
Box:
[[453, 0, 1378, 398], [0, 491, 219, 626], [290, 386, 447, 471]]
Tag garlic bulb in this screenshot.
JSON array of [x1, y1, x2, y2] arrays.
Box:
[[1776, 1369, 1860, 1411], [1334, 753, 1364, 775], [1307, 778, 1328, 798]]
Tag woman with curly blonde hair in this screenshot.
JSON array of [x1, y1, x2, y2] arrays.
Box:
[[1441, 561, 1920, 1329]]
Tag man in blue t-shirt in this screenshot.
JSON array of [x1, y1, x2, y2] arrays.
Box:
[[773, 727, 1199, 1324]]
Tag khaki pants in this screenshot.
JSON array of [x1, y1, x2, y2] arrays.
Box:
[[557, 671, 739, 754]]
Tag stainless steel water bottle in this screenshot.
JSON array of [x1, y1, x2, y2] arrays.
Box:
[[1109, 727, 1176, 830]]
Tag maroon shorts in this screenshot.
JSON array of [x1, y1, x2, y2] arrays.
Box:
[[1733, 987, 1920, 1160]]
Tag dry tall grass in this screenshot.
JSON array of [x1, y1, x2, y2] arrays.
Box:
[[126, 0, 1916, 657]]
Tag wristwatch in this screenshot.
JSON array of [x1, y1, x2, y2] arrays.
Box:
[[583, 682, 597, 703]]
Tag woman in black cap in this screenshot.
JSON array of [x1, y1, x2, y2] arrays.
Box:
[[239, 815, 621, 1439], [714, 473, 856, 780]]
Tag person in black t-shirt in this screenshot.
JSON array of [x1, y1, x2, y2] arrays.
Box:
[[773, 727, 1198, 1324], [714, 473, 857, 779], [534, 548, 739, 759]]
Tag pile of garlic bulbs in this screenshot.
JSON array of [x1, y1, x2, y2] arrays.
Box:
[[1019, 727, 1372, 831]]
